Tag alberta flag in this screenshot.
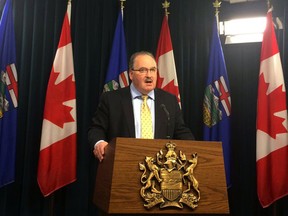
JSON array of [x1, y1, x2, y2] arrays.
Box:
[[0, 0, 18, 188], [256, 8, 288, 208], [103, 10, 129, 92], [37, 1, 77, 196], [203, 17, 231, 188]]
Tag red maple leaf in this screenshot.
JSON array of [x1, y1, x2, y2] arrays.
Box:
[[44, 68, 76, 128], [257, 73, 288, 138]]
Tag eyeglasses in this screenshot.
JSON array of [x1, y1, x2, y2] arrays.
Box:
[[132, 67, 157, 74]]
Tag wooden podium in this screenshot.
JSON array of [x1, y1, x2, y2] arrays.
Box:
[[93, 137, 229, 215]]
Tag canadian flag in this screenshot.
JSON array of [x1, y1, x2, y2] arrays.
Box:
[[256, 8, 288, 207], [37, 2, 77, 196], [156, 15, 181, 105]]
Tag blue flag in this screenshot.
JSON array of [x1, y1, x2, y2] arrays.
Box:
[[203, 17, 231, 188], [103, 10, 129, 91], [0, 0, 18, 187]]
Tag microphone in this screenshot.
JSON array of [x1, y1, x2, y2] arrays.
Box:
[[161, 104, 171, 139]]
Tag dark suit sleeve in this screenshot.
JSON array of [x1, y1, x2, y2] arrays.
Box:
[[155, 89, 195, 140], [88, 87, 135, 150], [172, 96, 195, 140], [87, 92, 110, 150]]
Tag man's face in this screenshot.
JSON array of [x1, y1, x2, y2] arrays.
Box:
[[129, 54, 157, 95]]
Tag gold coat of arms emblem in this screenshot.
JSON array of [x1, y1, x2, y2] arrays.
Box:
[[139, 141, 200, 209]]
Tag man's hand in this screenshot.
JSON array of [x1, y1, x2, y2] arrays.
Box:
[[93, 141, 108, 162]]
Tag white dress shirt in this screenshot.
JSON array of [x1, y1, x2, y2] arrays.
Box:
[[130, 83, 155, 138]]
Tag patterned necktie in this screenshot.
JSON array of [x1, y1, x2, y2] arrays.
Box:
[[141, 95, 153, 139]]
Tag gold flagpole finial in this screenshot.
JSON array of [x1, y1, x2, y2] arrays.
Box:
[[213, 0, 221, 17], [120, 0, 126, 11], [162, 0, 170, 17], [213, 0, 221, 34]]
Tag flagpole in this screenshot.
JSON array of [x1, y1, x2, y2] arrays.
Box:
[[120, 0, 125, 17], [103, 0, 129, 91], [162, 0, 170, 18], [156, 0, 181, 106], [283, 3, 287, 70], [213, 0, 221, 34], [49, 194, 55, 216], [47, 0, 72, 213], [266, 3, 279, 215], [48, 0, 72, 211]]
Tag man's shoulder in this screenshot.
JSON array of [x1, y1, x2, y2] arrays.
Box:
[[155, 88, 176, 98]]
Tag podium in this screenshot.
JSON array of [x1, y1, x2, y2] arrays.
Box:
[[93, 137, 229, 215]]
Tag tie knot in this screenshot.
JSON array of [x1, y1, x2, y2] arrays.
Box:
[[142, 95, 148, 101]]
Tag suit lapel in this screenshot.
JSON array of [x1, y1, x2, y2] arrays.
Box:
[[121, 88, 135, 137], [154, 89, 167, 139]]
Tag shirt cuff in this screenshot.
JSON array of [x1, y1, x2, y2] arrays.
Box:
[[94, 140, 105, 149]]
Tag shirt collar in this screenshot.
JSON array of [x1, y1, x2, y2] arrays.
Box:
[[130, 83, 155, 100]]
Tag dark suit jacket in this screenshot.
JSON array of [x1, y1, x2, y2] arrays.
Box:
[[88, 87, 194, 149]]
